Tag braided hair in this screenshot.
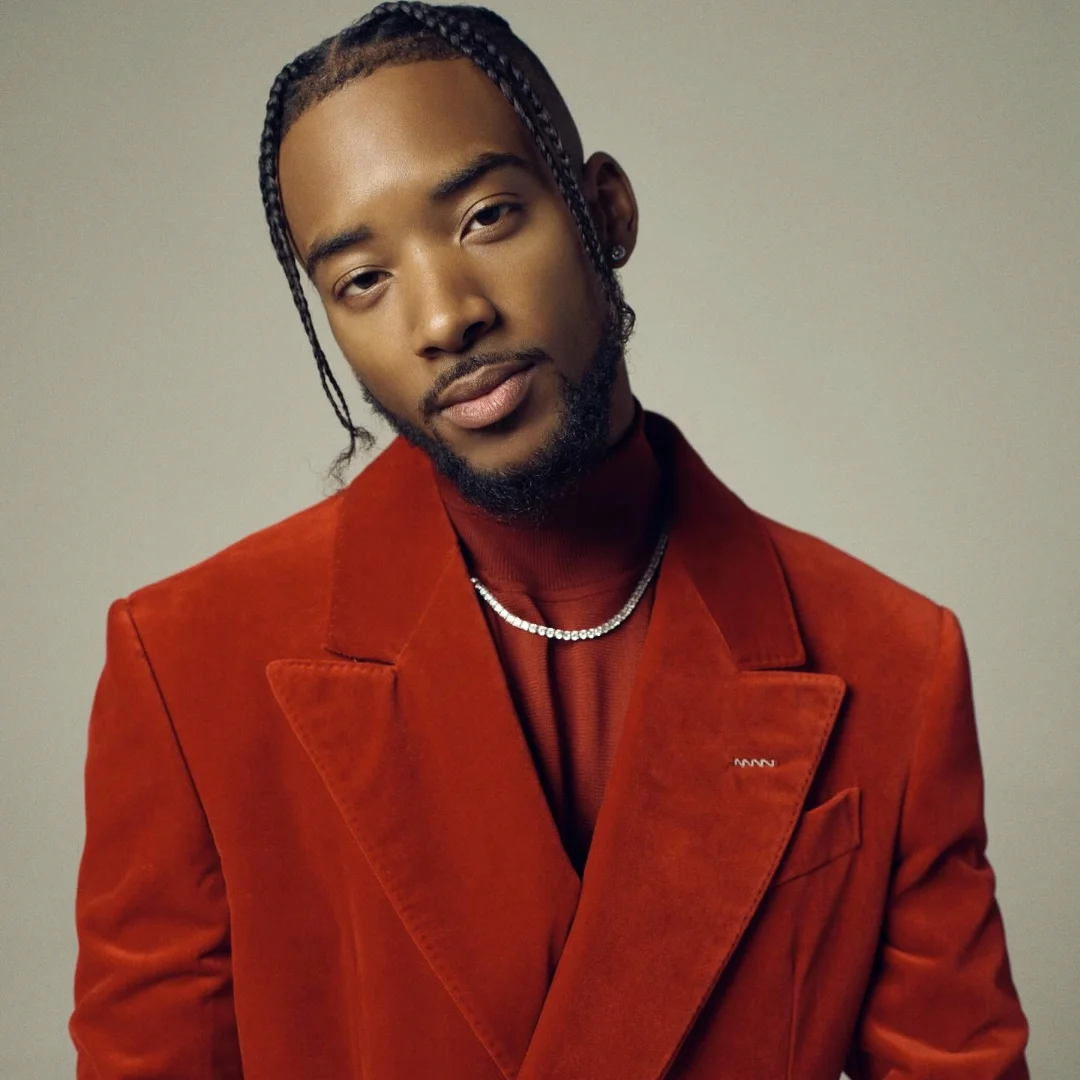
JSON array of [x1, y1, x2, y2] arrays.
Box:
[[258, 2, 636, 485]]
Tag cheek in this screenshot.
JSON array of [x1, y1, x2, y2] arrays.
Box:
[[323, 316, 420, 420], [510, 206, 606, 366]]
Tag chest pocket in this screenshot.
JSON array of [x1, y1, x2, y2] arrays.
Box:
[[773, 785, 861, 886]]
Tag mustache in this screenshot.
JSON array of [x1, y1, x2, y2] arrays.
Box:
[[419, 346, 550, 418]]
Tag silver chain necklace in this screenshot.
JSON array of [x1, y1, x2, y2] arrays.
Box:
[[470, 525, 670, 641]]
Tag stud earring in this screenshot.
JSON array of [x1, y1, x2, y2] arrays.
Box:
[[609, 244, 627, 263]]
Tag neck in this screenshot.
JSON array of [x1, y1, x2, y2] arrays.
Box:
[[435, 402, 664, 594]]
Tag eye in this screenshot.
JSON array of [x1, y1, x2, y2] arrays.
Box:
[[465, 200, 522, 234], [337, 269, 386, 299]]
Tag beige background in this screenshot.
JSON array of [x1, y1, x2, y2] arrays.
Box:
[[2, 2, 1077, 1076]]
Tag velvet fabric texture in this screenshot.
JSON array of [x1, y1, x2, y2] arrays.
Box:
[[71, 411, 1029, 1079]]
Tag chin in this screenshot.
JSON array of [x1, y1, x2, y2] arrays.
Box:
[[443, 404, 561, 474], [358, 347, 618, 519]]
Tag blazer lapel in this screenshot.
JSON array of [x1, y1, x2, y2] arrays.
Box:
[[519, 415, 847, 1080], [266, 438, 581, 1080], [268, 414, 847, 1080]]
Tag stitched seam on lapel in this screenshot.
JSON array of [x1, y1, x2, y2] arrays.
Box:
[[327, 483, 364, 655], [393, 546, 467, 667], [656, 672, 847, 1080], [266, 659, 521, 1079], [751, 513, 804, 667]]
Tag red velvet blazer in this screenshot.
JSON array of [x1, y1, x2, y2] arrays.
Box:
[[71, 412, 1029, 1079]]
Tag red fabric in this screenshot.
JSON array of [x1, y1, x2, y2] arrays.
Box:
[[70, 411, 1030, 1079], [435, 406, 663, 874]]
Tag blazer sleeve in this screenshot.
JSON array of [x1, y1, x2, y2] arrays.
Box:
[[70, 598, 243, 1078], [844, 605, 1030, 1079]]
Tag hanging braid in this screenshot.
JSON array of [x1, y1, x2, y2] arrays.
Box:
[[259, 52, 368, 484], [258, 2, 636, 486]]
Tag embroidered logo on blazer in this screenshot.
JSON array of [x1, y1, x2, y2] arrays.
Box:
[[732, 758, 777, 767]]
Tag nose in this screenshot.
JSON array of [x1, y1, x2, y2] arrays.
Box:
[[407, 255, 498, 360]]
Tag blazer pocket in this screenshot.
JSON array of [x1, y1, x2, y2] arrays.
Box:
[[772, 786, 861, 887]]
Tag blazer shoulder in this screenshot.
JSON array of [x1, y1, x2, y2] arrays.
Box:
[[762, 514, 935, 606], [758, 513, 946, 670], [123, 491, 343, 639]]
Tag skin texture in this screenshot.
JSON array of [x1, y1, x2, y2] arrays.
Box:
[[277, 57, 639, 490]]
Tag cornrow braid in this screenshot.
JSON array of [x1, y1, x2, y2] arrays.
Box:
[[259, 51, 374, 486], [394, 5, 614, 287], [258, 2, 635, 486]]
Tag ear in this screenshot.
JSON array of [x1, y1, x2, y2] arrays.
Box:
[[579, 151, 639, 267]]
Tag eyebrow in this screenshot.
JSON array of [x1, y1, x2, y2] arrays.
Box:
[[302, 150, 536, 279]]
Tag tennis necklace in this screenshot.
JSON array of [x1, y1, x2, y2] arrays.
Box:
[[470, 524, 669, 641]]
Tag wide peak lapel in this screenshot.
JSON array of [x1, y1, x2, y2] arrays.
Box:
[[643, 411, 805, 670], [324, 435, 455, 664], [521, 554, 845, 1080], [269, 438, 581, 1079], [520, 417, 846, 1080]]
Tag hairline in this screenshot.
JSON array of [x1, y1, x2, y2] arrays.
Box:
[[280, 38, 586, 179]]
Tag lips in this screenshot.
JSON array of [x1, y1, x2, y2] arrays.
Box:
[[435, 359, 535, 411], [436, 360, 537, 431]]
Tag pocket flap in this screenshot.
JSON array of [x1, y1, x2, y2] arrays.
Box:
[[773, 785, 861, 886]]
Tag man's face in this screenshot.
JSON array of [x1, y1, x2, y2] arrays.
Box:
[[278, 57, 632, 512]]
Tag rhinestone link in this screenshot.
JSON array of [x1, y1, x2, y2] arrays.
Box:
[[470, 526, 669, 642]]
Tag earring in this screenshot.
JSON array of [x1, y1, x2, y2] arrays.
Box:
[[609, 244, 627, 263]]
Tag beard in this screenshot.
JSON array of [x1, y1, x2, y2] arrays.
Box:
[[355, 305, 626, 523]]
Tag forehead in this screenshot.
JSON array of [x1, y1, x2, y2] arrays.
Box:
[[278, 58, 545, 249]]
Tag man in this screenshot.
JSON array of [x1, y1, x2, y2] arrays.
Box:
[[70, 3, 1030, 1077]]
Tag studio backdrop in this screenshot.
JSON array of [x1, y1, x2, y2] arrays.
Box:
[[1, 2, 1077, 1077]]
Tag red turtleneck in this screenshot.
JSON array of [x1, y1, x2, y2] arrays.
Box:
[[435, 405, 664, 875]]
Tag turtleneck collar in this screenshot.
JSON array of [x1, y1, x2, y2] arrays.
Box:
[[434, 402, 664, 595]]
